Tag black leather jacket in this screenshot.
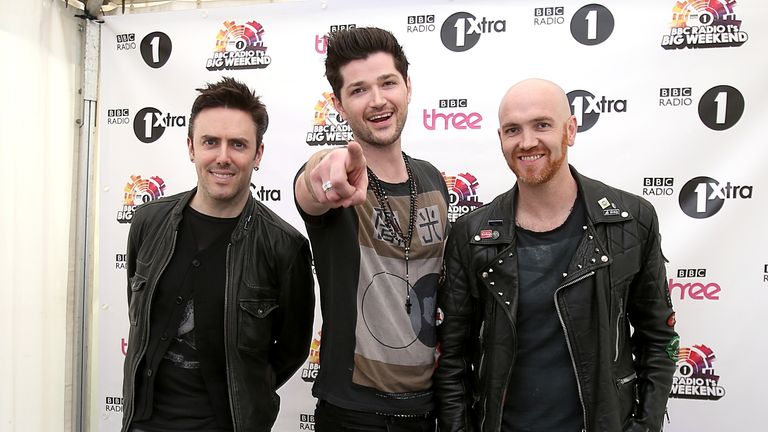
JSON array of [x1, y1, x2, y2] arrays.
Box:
[[435, 168, 677, 432], [122, 189, 315, 432]]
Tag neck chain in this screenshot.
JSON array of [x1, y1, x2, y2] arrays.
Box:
[[367, 152, 418, 315]]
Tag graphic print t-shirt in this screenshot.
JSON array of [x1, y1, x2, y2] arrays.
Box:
[[299, 156, 448, 415]]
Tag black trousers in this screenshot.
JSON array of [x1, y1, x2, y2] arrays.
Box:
[[314, 400, 436, 432]]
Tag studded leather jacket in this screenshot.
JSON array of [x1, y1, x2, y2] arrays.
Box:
[[122, 189, 315, 432], [435, 168, 678, 432]]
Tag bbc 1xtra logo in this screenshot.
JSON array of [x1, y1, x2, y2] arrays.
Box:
[[669, 268, 721, 301], [678, 176, 753, 219], [206, 20, 272, 71], [423, 98, 483, 130], [133, 107, 186, 143], [661, 0, 748, 49], [306, 92, 353, 146], [440, 11, 506, 52], [567, 89, 627, 132], [642, 177, 674, 197]]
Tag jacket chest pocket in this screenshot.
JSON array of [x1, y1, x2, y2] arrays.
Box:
[[238, 297, 279, 353], [128, 274, 148, 326]]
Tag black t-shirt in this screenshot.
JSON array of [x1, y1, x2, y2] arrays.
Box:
[[132, 206, 237, 432], [501, 197, 585, 432]]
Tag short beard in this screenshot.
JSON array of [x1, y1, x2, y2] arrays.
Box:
[[514, 125, 568, 185]]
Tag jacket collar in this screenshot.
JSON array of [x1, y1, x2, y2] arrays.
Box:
[[171, 187, 257, 242], [469, 165, 633, 246]]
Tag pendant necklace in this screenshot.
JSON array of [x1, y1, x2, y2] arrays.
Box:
[[367, 152, 418, 315]]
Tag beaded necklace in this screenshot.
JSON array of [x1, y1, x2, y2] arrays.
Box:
[[367, 152, 418, 314]]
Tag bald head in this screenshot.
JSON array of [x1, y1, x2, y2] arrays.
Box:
[[498, 78, 572, 123]]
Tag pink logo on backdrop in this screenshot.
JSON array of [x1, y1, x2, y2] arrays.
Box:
[[423, 99, 482, 130]]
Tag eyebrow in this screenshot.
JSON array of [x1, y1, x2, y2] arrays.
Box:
[[500, 116, 555, 129], [345, 73, 401, 90], [200, 134, 251, 144]]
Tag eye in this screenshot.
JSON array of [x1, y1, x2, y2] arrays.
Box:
[[203, 138, 217, 146], [504, 127, 519, 135], [536, 122, 552, 129], [383, 80, 397, 87], [232, 141, 246, 149], [350, 87, 365, 96]]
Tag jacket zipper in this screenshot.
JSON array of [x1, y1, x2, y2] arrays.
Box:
[[125, 230, 178, 428], [554, 270, 595, 432], [614, 298, 623, 362], [223, 244, 240, 431], [616, 371, 637, 386]]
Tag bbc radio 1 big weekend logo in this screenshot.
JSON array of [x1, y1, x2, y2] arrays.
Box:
[[661, 0, 748, 50], [442, 172, 483, 222], [206, 20, 272, 71], [305, 92, 353, 146], [116, 175, 167, 224], [670, 344, 726, 400]]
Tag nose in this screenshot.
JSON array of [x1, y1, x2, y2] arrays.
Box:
[[215, 143, 231, 164], [519, 129, 537, 151], [370, 86, 386, 108]]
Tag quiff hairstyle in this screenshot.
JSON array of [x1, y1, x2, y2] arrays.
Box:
[[324, 27, 410, 101], [187, 76, 268, 147]]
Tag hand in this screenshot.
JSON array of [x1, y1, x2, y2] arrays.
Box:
[[308, 141, 368, 209]]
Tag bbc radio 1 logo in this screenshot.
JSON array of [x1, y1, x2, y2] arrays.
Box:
[[206, 20, 271, 71], [566, 90, 627, 132], [440, 11, 507, 52], [570, 4, 614, 45], [299, 413, 315, 430], [132, 108, 186, 143], [534, 6, 565, 26], [116, 253, 127, 270], [423, 99, 483, 130], [642, 177, 674, 197], [669, 268, 721, 301], [105, 396, 123, 413], [139, 32, 172, 69], [115, 33, 136, 51], [698, 85, 744, 131], [116, 175, 167, 224], [107, 108, 130, 125], [300, 332, 322, 382], [661, 0, 748, 50], [407, 14, 436, 33], [306, 92, 353, 146], [659, 87, 692, 107], [670, 344, 726, 400], [678, 176, 753, 219], [443, 172, 483, 223]]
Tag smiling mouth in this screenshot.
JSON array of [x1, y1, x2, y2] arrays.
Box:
[[211, 171, 235, 179], [519, 155, 543, 161], [368, 112, 393, 123]]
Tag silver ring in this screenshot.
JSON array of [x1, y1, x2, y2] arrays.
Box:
[[322, 180, 333, 193]]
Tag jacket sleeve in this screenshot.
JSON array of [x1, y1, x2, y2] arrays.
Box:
[[270, 237, 315, 388], [435, 226, 476, 432], [625, 204, 678, 432], [126, 210, 144, 307]]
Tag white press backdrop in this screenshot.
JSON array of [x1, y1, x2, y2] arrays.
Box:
[[95, 0, 768, 430]]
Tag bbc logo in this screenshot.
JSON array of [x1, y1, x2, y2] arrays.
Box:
[[329, 24, 356, 33], [677, 268, 706, 278], [408, 15, 435, 24], [300, 414, 315, 422], [105, 397, 123, 405], [660, 88, 692, 97], [116, 34, 135, 43], [108, 109, 130, 117], [643, 177, 673, 187], [534, 7, 564, 16], [439, 99, 467, 108]]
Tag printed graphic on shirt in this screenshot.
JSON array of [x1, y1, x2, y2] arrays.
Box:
[[163, 300, 200, 369], [353, 189, 446, 394]]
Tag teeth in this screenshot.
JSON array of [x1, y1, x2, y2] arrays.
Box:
[[520, 155, 542, 161], [369, 113, 391, 121], [212, 172, 234, 178]]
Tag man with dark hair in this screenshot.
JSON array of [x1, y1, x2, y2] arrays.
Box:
[[122, 77, 314, 432], [435, 78, 678, 432], [294, 27, 448, 431]]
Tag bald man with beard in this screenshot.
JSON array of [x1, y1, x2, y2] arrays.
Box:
[[434, 79, 679, 432]]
